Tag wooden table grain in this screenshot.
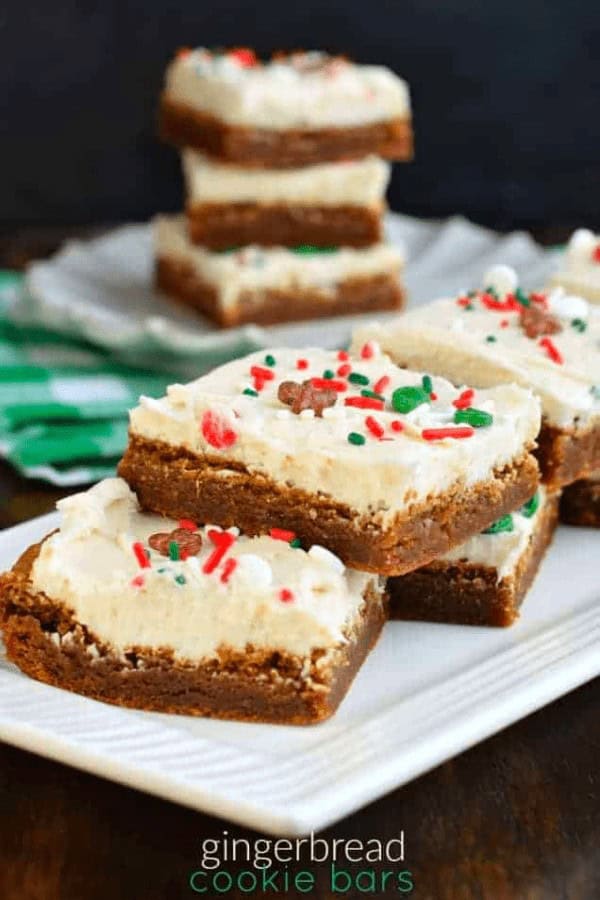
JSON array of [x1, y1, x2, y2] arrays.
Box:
[[1, 231, 599, 900]]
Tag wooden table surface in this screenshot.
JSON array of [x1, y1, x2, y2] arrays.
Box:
[[1, 230, 599, 900]]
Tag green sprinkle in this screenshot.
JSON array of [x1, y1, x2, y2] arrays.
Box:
[[157, 567, 167, 574], [347, 432, 366, 445], [218, 245, 242, 254], [453, 407, 494, 428], [485, 285, 499, 297], [293, 244, 338, 254], [175, 574, 186, 585], [467, 290, 477, 298], [168, 541, 180, 561], [289, 537, 302, 548], [515, 288, 531, 307], [264, 354, 276, 367], [486, 335, 497, 343], [361, 389, 385, 401], [391, 385, 430, 414], [483, 514, 514, 534], [521, 492, 540, 518], [243, 388, 259, 397], [422, 375, 433, 394], [323, 369, 335, 379], [464, 303, 475, 311], [571, 318, 587, 333], [348, 372, 370, 386]]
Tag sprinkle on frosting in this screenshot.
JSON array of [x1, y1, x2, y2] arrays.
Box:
[[202, 529, 236, 574], [270, 527, 296, 542], [483, 514, 514, 534], [347, 431, 366, 445], [421, 426, 474, 441], [132, 542, 150, 569], [392, 385, 430, 414], [149, 528, 203, 558], [201, 409, 238, 449], [278, 379, 337, 416], [453, 407, 494, 428], [539, 336, 564, 364]]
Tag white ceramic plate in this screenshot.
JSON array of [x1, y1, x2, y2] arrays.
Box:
[[9, 215, 561, 379], [1, 512, 598, 836]]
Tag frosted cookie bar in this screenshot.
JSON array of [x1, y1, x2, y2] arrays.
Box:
[[0, 479, 386, 724], [155, 214, 404, 327], [160, 48, 412, 166], [182, 150, 390, 249], [353, 266, 600, 488], [388, 488, 558, 627], [118, 346, 541, 576]]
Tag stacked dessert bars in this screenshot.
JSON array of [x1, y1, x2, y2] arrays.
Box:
[[0, 343, 543, 723], [154, 48, 412, 327], [550, 229, 600, 525], [354, 262, 600, 624]]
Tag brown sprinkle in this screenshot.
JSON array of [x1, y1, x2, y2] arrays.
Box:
[[148, 528, 203, 558], [278, 380, 337, 416], [520, 305, 563, 339]]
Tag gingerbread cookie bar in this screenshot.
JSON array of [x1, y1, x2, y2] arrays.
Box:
[[118, 346, 541, 576], [550, 229, 600, 303], [155, 215, 404, 327], [560, 472, 600, 527], [182, 150, 390, 249], [388, 488, 558, 627], [0, 479, 386, 724], [160, 48, 413, 166], [353, 266, 600, 488]]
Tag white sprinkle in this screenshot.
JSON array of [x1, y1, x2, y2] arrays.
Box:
[[236, 554, 273, 588], [482, 264, 518, 297], [547, 287, 589, 320], [308, 544, 345, 573]]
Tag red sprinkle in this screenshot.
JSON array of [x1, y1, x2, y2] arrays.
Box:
[[422, 426, 474, 440], [176, 47, 191, 59], [365, 415, 384, 439], [279, 588, 294, 603], [337, 363, 352, 377], [132, 542, 150, 569], [228, 47, 257, 67], [480, 292, 520, 312], [337, 350, 349, 361], [178, 519, 198, 532], [593, 245, 600, 263], [250, 365, 275, 381], [270, 528, 296, 542], [131, 574, 145, 588], [202, 530, 236, 574], [344, 396, 385, 410], [500, 319, 509, 328], [430, 392, 438, 401], [539, 336, 564, 364], [452, 388, 474, 409], [296, 358, 309, 370], [390, 420, 404, 432], [360, 341, 376, 359], [373, 375, 390, 394], [201, 410, 238, 449], [220, 557, 238, 584], [457, 296, 472, 307], [311, 377, 347, 392]]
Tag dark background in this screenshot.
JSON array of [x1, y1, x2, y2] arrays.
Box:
[[1, 0, 599, 232]]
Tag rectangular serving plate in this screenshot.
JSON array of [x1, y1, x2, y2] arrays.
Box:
[[1, 511, 598, 836]]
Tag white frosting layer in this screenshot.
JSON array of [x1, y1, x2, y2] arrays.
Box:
[[550, 229, 600, 303], [353, 268, 600, 429], [182, 150, 391, 207], [155, 215, 403, 311], [442, 488, 547, 581], [165, 49, 410, 129], [31, 479, 376, 662], [128, 346, 541, 524]]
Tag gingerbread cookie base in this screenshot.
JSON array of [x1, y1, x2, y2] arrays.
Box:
[[160, 97, 413, 167], [156, 256, 404, 328], [186, 202, 383, 250], [0, 541, 386, 725], [535, 422, 600, 490], [560, 477, 600, 527], [388, 492, 559, 627], [118, 436, 539, 576]]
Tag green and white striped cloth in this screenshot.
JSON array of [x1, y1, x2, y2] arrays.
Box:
[[0, 271, 173, 485]]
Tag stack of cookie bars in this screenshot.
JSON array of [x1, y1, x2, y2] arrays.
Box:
[[154, 47, 412, 327], [354, 261, 600, 624]]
